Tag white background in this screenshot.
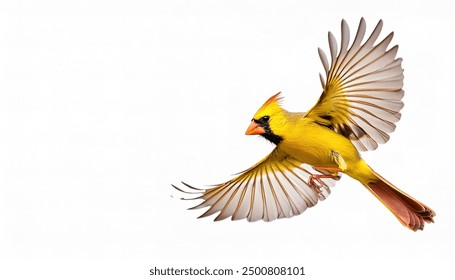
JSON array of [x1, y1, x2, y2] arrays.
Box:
[[1, 0, 454, 279]]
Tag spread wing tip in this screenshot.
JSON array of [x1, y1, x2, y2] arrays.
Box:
[[311, 18, 405, 152], [172, 150, 338, 223]]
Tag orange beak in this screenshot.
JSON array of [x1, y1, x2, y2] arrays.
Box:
[[245, 121, 266, 135]]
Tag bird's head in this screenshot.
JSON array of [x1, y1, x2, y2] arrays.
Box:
[[245, 92, 287, 145]]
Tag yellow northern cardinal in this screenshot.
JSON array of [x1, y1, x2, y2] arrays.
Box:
[[173, 18, 435, 231]]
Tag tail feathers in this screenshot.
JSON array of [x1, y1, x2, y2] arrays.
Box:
[[365, 170, 435, 231]]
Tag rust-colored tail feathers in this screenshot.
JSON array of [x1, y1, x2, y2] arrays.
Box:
[[365, 170, 435, 231]]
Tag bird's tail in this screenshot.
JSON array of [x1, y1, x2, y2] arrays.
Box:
[[363, 169, 435, 231]]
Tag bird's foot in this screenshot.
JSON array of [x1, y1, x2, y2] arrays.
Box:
[[307, 174, 334, 200], [308, 166, 342, 200]]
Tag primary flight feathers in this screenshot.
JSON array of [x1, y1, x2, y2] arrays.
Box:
[[308, 18, 404, 151], [173, 18, 435, 231], [174, 148, 336, 222]]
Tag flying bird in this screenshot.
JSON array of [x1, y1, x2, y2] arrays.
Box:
[[172, 18, 435, 231]]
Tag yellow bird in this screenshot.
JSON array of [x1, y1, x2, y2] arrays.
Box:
[[173, 18, 435, 231]]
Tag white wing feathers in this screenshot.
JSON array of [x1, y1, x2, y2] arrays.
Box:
[[309, 18, 404, 151], [173, 148, 337, 222]]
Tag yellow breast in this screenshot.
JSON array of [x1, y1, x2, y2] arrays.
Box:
[[279, 118, 361, 170]]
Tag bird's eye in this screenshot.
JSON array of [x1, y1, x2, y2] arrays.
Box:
[[260, 116, 270, 122]]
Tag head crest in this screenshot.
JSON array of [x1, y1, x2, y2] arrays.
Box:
[[260, 92, 283, 110]]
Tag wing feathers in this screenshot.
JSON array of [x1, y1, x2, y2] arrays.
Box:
[[173, 148, 337, 222], [307, 18, 404, 151], [328, 32, 338, 67], [340, 19, 350, 56], [318, 48, 329, 76]]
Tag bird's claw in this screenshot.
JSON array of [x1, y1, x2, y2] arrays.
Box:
[[308, 174, 331, 200]]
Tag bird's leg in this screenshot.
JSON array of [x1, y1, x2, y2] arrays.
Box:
[[307, 150, 346, 196], [313, 166, 342, 176], [308, 166, 342, 198]]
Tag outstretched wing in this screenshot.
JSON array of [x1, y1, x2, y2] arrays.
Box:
[[305, 18, 404, 151], [172, 148, 338, 222]]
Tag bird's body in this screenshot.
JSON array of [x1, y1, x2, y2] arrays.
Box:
[[280, 116, 359, 170], [173, 18, 435, 231], [257, 106, 367, 182]]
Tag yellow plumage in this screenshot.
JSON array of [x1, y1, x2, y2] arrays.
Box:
[[173, 18, 435, 231]]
